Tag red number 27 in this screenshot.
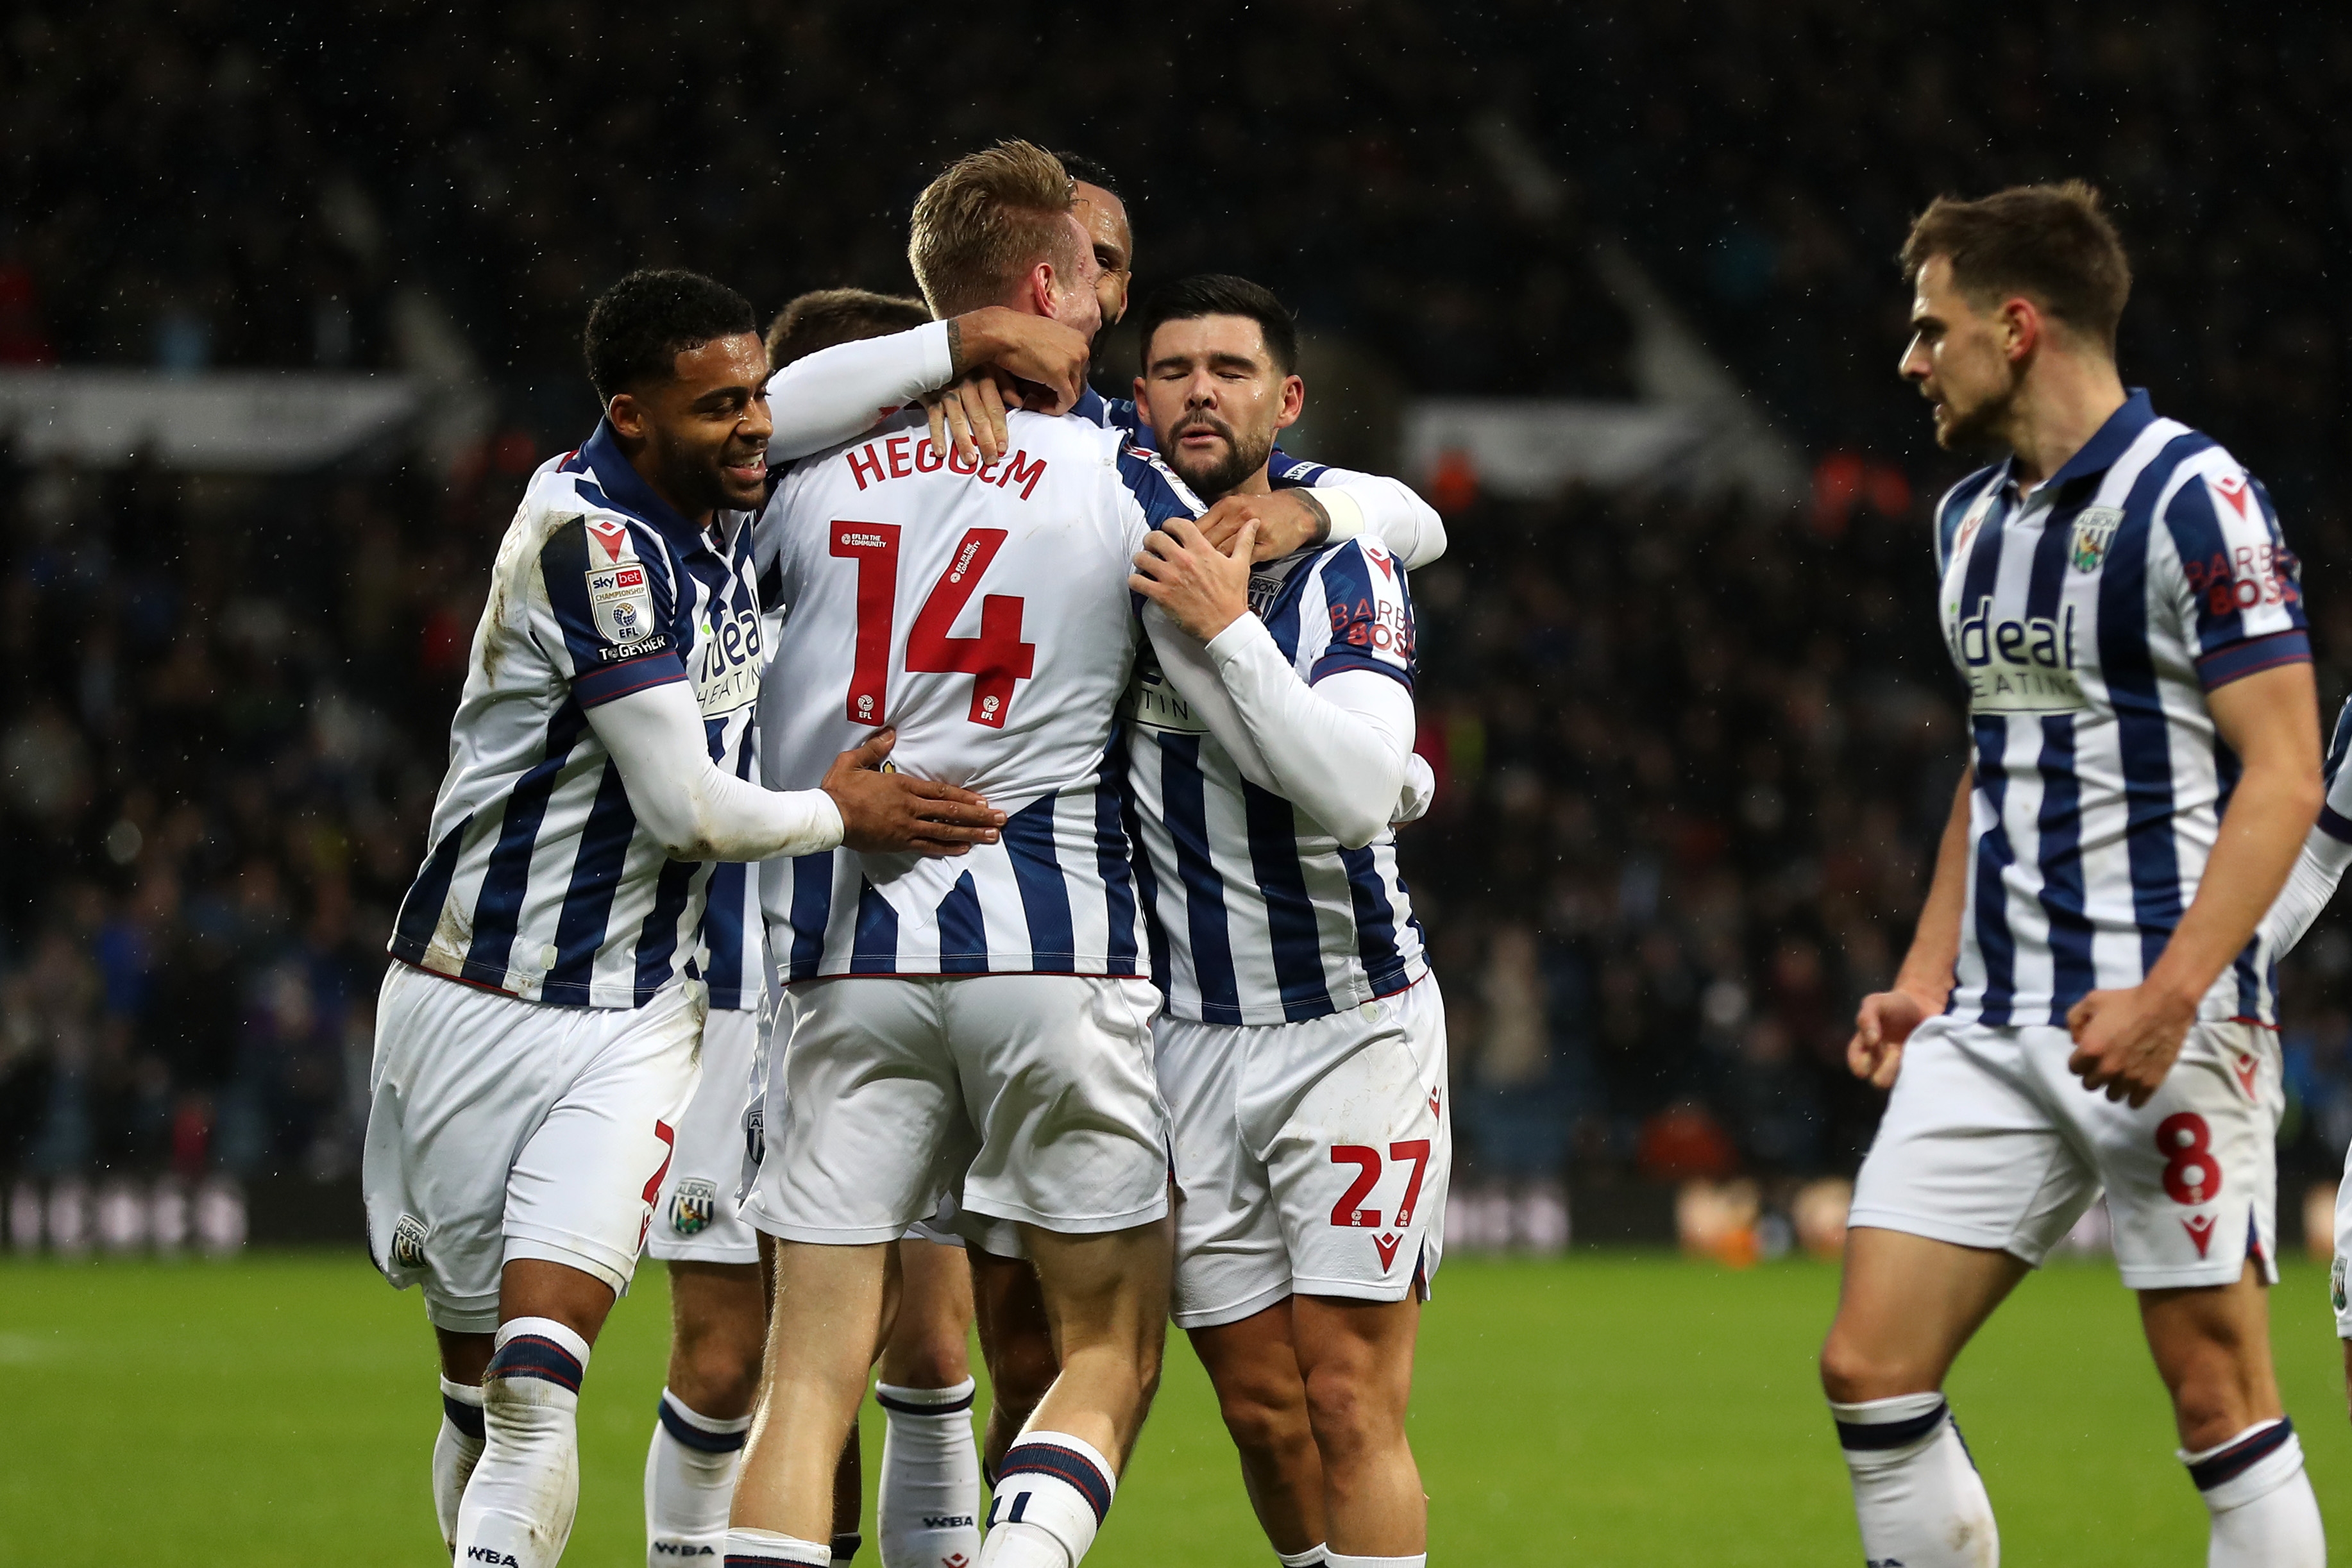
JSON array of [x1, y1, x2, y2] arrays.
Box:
[[1330, 1140, 1432, 1229], [829, 521, 1037, 729]]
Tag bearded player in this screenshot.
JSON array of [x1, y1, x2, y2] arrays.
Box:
[[1122, 274, 1446, 1568], [1824, 184, 2325, 1567]]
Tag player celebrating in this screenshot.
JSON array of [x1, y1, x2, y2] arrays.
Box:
[[1824, 185, 2326, 1567], [365, 269, 1005, 1568], [726, 141, 1186, 1568], [643, 283, 986, 1568], [1123, 275, 1445, 1568]]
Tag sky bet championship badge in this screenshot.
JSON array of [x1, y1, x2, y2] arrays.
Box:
[[2069, 506, 2123, 573], [670, 1177, 718, 1237]]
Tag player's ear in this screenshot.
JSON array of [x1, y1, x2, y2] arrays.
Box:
[[1999, 296, 2040, 364], [607, 391, 647, 441], [1274, 373, 1305, 432]]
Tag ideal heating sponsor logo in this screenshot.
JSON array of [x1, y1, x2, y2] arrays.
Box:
[[1949, 595, 2088, 713]]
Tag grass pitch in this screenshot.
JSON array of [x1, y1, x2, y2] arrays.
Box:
[[3, 1250, 2346, 1565]]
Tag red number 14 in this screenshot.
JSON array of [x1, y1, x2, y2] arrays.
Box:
[[829, 523, 1037, 729]]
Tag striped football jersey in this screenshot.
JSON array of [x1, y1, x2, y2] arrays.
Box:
[[1936, 390, 2309, 1028], [1124, 537, 1428, 1024], [755, 408, 1202, 979], [389, 421, 766, 1008]]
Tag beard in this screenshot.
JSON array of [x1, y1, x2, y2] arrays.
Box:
[[1162, 410, 1274, 499], [1928, 372, 2019, 455]]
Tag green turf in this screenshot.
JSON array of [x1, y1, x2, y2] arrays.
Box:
[[1, 1251, 2346, 1564]]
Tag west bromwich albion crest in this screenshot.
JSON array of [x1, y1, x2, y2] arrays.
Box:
[[668, 1177, 718, 1236], [2069, 506, 2122, 573]]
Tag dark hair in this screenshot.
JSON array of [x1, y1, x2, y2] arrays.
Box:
[[1135, 274, 1298, 374], [1901, 182, 2133, 354], [1053, 152, 1120, 195], [765, 288, 932, 372], [582, 269, 758, 403]]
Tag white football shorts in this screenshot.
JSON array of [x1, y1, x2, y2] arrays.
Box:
[[744, 974, 1167, 1246], [362, 961, 704, 1331], [648, 1004, 762, 1266], [1850, 1013, 2282, 1291], [1160, 975, 1451, 1329]]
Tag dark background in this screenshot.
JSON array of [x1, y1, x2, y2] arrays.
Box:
[[6, 3, 2352, 1218]]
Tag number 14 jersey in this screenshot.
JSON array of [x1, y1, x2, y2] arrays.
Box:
[[753, 407, 1202, 980]]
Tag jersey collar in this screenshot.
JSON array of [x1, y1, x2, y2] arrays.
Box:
[[2040, 387, 2156, 490], [579, 418, 718, 553]]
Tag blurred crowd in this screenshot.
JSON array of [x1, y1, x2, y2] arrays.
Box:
[[9, 0, 2352, 1203]]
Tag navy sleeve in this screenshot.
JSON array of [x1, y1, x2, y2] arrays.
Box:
[[536, 515, 691, 707]]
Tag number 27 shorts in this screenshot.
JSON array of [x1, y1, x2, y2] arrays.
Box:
[[1849, 1013, 2281, 1290]]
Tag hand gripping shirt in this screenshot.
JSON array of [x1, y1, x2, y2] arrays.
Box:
[[1936, 391, 2309, 1029], [1122, 537, 1428, 1024], [389, 421, 767, 1007]]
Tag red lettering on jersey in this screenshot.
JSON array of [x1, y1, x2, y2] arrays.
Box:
[[997, 450, 1047, 500], [914, 438, 945, 474], [886, 436, 913, 479], [2181, 1213, 2216, 1258], [2212, 473, 2251, 518], [849, 444, 885, 491], [1373, 1233, 1403, 1270]]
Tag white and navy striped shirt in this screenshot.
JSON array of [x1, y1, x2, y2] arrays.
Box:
[[1937, 391, 2309, 1029], [756, 410, 1201, 980], [390, 422, 767, 1009], [696, 859, 765, 1013], [1124, 538, 1428, 1024]]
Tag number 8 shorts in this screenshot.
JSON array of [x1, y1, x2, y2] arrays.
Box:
[[1158, 976, 1451, 1329], [1850, 1013, 2283, 1290]]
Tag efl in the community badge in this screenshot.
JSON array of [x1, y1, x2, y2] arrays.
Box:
[[2069, 506, 2122, 573]]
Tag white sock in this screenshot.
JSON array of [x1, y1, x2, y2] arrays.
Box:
[[1324, 1555, 1421, 1567], [1831, 1393, 1999, 1567], [647, 1387, 753, 1565], [435, 1377, 487, 1554], [877, 1379, 981, 1568], [725, 1526, 832, 1565], [455, 1317, 591, 1568], [981, 1431, 1115, 1568], [1276, 1549, 1328, 1567], [2181, 1417, 2326, 1568]]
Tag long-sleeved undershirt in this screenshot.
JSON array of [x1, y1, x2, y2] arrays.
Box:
[[586, 680, 844, 863], [765, 321, 956, 463], [2260, 823, 2352, 956], [1142, 604, 1416, 851]]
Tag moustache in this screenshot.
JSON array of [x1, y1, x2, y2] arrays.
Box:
[[1171, 413, 1235, 444]]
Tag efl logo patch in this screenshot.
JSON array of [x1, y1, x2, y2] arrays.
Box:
[[390, 1213, 428, 1270], [586, 563, 656, 646], [669, 1177, 718, 1237], [2069, 506, 2122, 573]]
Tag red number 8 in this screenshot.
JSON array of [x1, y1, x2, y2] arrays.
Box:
[[2156, 1112, 2221, 1206]]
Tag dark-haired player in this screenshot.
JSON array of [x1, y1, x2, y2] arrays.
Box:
[[1825, 185, 2324, 1566], [1126, 275, 1444, 1568], [364, 268, 1006, 1568]]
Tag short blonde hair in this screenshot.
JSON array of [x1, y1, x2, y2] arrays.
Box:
[[908, 140, 1079, 318]]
